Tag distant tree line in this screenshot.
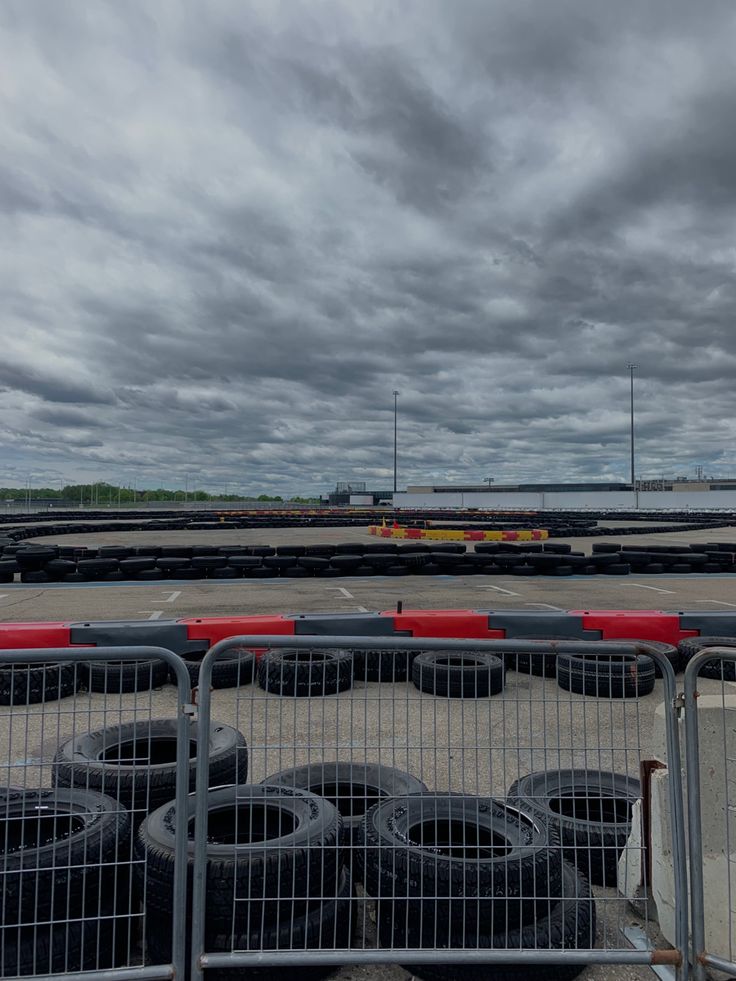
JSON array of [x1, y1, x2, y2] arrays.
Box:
[[0, 482, 320, 505]]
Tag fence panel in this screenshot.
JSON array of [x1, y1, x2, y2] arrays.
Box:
[[0, 646, 192, 980], [189, 635, 687, 980], [684, 648, 736, 981]]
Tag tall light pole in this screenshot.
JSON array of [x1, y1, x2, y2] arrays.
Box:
[[393, 390, 399, 494], [626, 363, 638, 489]]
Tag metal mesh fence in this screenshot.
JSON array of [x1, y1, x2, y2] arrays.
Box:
[[190, 636, 687, 979], [0, 647, 191, 980], [684, 647, 736, 981]]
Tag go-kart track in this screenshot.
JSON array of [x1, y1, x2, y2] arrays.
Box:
[[1, 519, 736, 623], [2, 511, 736, 981]]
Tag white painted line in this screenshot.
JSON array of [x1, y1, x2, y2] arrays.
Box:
[[475, 584, 521, 597], [138, 610, 164, 620], [162, 590, 182, 603], [325, 586, 354, 599], [694, 600, 736, 608], [356, 606, 369, 613], [626, 583, 676, 595], [0, 595, 7, 601], [524, 603, 564, 611]]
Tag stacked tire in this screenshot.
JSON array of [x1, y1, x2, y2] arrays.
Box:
[[53, 719, 248, 825], [0, 787, 133, 976], [136, 785, 351, 980], [358, 794, 596, 980], [508, 769, 641, 887]]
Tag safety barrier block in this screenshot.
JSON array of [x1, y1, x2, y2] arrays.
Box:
[[0, 622, 72, 649], [574, 611, 699, 647], [181, 615, 295, 648], [389, 610, 506, 639]]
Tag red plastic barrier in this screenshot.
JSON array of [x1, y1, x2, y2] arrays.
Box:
[[0, 609, 724, 652], [389, 610, 506, 640], [0, 622, 72, 649], [180, 615, 295, 647], [575, 610, 699, 647]]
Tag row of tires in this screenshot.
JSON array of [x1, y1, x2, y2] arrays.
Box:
[[3, 539, 736, 583], [4, 635, 734, 706], [4, 725, 638, 979]]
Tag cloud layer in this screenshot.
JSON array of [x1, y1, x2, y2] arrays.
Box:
[[2, 0, 735, 494]]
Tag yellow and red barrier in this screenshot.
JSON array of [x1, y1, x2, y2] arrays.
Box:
[[368, 525, 548, 542]]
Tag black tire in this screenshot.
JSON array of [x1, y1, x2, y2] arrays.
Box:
[[396, 863, 595, 981], [136, 785, 342, 924], [258, 648, 353, 697], [53, 719, 248, 819], [178, 646, 256, 689], [557, 652, 656, 698], [602, 563, 630, 575], [0, 918, 122, 976], [262, 761, 428, 848], [86, 658, 169, 693], [677, 636, 736, 680], [359, 795, 563, 935], [411, 651, 504, 698], [508, 768, 640, 886], [605, 638, 679, 677], [0, 661, 79, 705], [502, 637, 568, 678], [0, 787, 129, 920], [146, 868, 352, 981], [352, 647, 417, 682]]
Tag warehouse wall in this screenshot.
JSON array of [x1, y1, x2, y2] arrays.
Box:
[[393, 490, 736, 510]]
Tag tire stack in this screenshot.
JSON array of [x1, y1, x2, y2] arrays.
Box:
[[508, 769, 641, 887], [357, 794, 596, 980], [0, 787, 133, 976], [136, 785, 351, 980]]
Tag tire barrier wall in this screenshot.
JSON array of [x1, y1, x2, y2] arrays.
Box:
[[368, 525, 549, 541], [3, 539, 736, 583], [8, 608, 736, 655], [1, 509, 734, 542]]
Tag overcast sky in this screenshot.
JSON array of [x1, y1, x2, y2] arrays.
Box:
[[1, 1, 735, 495]]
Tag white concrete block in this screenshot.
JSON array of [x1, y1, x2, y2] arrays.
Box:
[[649, 693, 736, 960]]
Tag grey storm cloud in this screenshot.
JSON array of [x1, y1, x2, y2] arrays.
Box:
[[1, 0, 736, 493]]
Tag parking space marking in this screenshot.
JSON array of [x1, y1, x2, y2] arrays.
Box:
[[475, 584, 521, 596], [162, 590, 182, 602], [694, 599, 736, 608], [626, 583, 676, 594], [326, 586, 354, 599], [0, 595, 7, 601], [356, 606, 369, 613], [138, 610, 164, 620], [525, 602, 564, 611]]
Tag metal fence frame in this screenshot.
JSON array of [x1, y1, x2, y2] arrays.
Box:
[[190, 634, 688, 981], [0, 646, 193, 981], [684, 647, 736, 981]]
